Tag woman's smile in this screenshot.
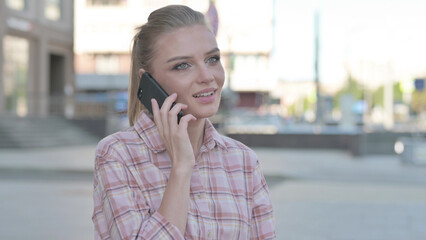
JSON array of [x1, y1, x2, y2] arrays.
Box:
[[192, 88, 218, 104]]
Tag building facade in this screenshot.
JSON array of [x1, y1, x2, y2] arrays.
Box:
[[74, 0, 275, 110], [0, 0, 74, 117]]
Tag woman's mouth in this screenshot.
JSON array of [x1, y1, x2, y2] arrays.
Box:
[[193, 91, 215, 98], [193, 88, 217, 104]]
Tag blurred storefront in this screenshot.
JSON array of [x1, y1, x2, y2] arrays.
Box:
[[0, 0, 74, 117]]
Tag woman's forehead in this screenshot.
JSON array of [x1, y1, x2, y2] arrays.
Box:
[[153, 25, 217, 61]]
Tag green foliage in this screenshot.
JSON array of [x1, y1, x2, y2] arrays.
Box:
[[303, 97, 311, 111], [371, 82, 404, 107], [334, 75, 404, 109], [334, 75, 364, 108], [394, 82, 404, 102], [411, 90, 426, 113]]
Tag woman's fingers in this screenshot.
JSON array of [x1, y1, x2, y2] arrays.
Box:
[[178, 114, 197, 129], [152, 94, 196, 140], [151, 94, 196, 169], [153, 93, 187, 126], [160, 93, 178, 115], [168, 103, 187, 126], [159, 93, 177, 129]]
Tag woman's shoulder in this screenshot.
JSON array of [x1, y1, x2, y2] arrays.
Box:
[[220, 135, 254, 152], [95, 126, 145, 159], [219, 135, 258, 163]]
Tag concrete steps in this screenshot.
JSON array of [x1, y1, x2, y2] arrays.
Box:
[[0, 116, 100, 148]]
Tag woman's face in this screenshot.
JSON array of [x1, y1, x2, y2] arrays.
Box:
[[146, 24, 225, 120]]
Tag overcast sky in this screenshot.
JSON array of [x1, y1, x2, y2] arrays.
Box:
[[273, 0, 426, 87]]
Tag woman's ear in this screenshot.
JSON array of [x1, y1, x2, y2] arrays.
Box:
[[138, 68, 146, 79]]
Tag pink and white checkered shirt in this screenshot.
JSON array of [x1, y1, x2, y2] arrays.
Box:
[[93, 111, 276, 239]]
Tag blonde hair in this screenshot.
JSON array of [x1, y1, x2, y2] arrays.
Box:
[[128, 5, 209, 126]]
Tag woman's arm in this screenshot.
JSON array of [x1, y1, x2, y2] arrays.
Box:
[[250, 160, 276, 239], [93, 93, 197, 239], [156, 166, 192, 234], [151, 94, 197, 234], [93, 151, 185, 240]]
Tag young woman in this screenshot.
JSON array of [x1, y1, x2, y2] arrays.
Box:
[[92, 5, 276, 239]]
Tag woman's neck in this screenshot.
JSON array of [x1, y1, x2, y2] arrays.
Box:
[[187, 118, 206, 158]]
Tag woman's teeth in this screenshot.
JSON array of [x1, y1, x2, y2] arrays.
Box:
[[193, 91, 214, 98]]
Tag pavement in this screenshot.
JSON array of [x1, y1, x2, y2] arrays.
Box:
[[1, 145, 426, 240]]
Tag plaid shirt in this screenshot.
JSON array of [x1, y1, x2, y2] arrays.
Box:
[[93, 111, 276, 239]]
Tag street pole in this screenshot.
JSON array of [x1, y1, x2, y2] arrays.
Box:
[[384, 61, 394, 129], [314, 5, 322, 124]]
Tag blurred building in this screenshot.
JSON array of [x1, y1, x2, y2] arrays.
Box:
[[214, 0, 275, 108], [74, 0, 275, 115], [0, 0, 74, 117]]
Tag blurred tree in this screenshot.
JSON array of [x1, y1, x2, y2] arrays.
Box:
[[371, 82, 404, 107], [411, 90, 426, 114], [334, 75, 364, 109]]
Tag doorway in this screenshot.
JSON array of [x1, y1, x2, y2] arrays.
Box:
[[49, 53, 65, 115]]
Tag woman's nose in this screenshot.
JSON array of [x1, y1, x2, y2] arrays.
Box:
[[197, 66, 214, 83]]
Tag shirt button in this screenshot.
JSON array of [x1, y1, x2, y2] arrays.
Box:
[[207, 231, 211, 238], [197, 194, 202, 199]]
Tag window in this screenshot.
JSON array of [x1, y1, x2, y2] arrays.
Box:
[[44, 0, 62, 21], [95, 54, 119, 74], [6, 0, 27, 11], [3, 36, 29, 117], [86, 0, 127, 6]]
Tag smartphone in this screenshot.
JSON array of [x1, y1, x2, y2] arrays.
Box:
[[137, 72, 184, 123]]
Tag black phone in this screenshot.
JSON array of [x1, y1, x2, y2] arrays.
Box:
[[137, 72, 184, 123]]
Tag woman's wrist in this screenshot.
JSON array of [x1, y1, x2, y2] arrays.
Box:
[[170, 162, 194, 179], [171, 153, 195, 171]]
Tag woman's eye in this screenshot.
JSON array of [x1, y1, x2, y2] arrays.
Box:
[[174, 63, 190, 70], [206, 56, 220, 64]]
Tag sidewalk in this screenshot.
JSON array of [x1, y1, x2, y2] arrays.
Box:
[[1, 145, 426, 185], [1, 145, 426, 239], [253, 148, 426, 240], [0, 145, 96, 173]]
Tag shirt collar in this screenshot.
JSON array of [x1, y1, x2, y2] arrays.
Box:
[[202, 117, 227, 152], [134, 110, 227, 154]]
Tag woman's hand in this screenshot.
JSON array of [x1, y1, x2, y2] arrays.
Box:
[[151, 93, 197, 172], [152, 93, 197, 234]]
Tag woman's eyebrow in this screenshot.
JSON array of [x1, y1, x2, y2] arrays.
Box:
[[205, 47, 220, 55], [166, 48, 220, 63], [166, 55, 191, 63]]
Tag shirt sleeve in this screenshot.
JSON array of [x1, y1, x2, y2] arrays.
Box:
[[250, 160, 276, 240], [92, 147, 184, 240]]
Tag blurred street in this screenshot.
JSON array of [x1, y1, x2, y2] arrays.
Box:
[[1, 146, 426, 240], [2, 0, 426, 239]]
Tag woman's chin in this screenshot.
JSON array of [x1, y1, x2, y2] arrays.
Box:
[[190, 106, 220, 120]]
